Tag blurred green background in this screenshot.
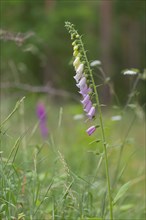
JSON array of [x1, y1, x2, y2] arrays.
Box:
[[0, 1, 145, 219], [0, 0, 145, 105]]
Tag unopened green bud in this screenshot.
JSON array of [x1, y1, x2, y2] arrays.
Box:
[[71, 33, 76, 40], [73, 50, 78, 57], [72, 41, 76, 46], [77, 53, 81, 57], [73, 45, 78, 51]]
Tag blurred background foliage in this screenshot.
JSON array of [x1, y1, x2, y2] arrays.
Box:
[[0, 0, 145, 105]]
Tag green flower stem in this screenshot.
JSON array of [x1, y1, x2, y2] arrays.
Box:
[[80, 37, 113, 220]]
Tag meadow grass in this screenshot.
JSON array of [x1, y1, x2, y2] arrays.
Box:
[[0, 94, 145, 220]]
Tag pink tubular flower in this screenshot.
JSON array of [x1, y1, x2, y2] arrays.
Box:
[[86, 125, 96, 135], [79, 87, 92, 97], [87, 106, 96, 119], [73, 71, 83, 83], [84, 100, 92, 112], [79, 83, 88, 94], [81, 94, 90, 107], [76, 76, 86, 89], [76, 63, 84, 75]]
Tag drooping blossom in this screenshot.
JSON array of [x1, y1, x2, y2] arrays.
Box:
[[76, 76, 87, 89], [81, 94, 90, 107], [36, 102, 48, 139], [79, 87, 92, 97], [84, 100, 92, 113], [87, 106, 96, 119], [86, 126, 96, 136], [76, 63, 84, 74]]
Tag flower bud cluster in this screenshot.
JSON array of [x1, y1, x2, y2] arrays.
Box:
[[65, 22, 97, 135]]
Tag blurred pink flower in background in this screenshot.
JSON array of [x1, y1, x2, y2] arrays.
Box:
[[36, 102, 48, 139]]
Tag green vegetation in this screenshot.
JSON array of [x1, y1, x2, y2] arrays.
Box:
[[0, 95, 145, 219], [0, 1, 145, 104], [0, 1, 145, 219]]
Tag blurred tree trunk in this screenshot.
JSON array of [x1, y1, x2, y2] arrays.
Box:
[[121, 17, 141, 68], [45, 0, 55, 11], [99, 0, 113, 105], [43, 0, 56, 85], [117, 16, 141, 104]]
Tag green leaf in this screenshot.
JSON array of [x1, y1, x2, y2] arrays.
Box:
[[127, 104, 136, 109], [89, 139, 101, 145], [120, 204, 134, 211], [113, 181, 132, 205]]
